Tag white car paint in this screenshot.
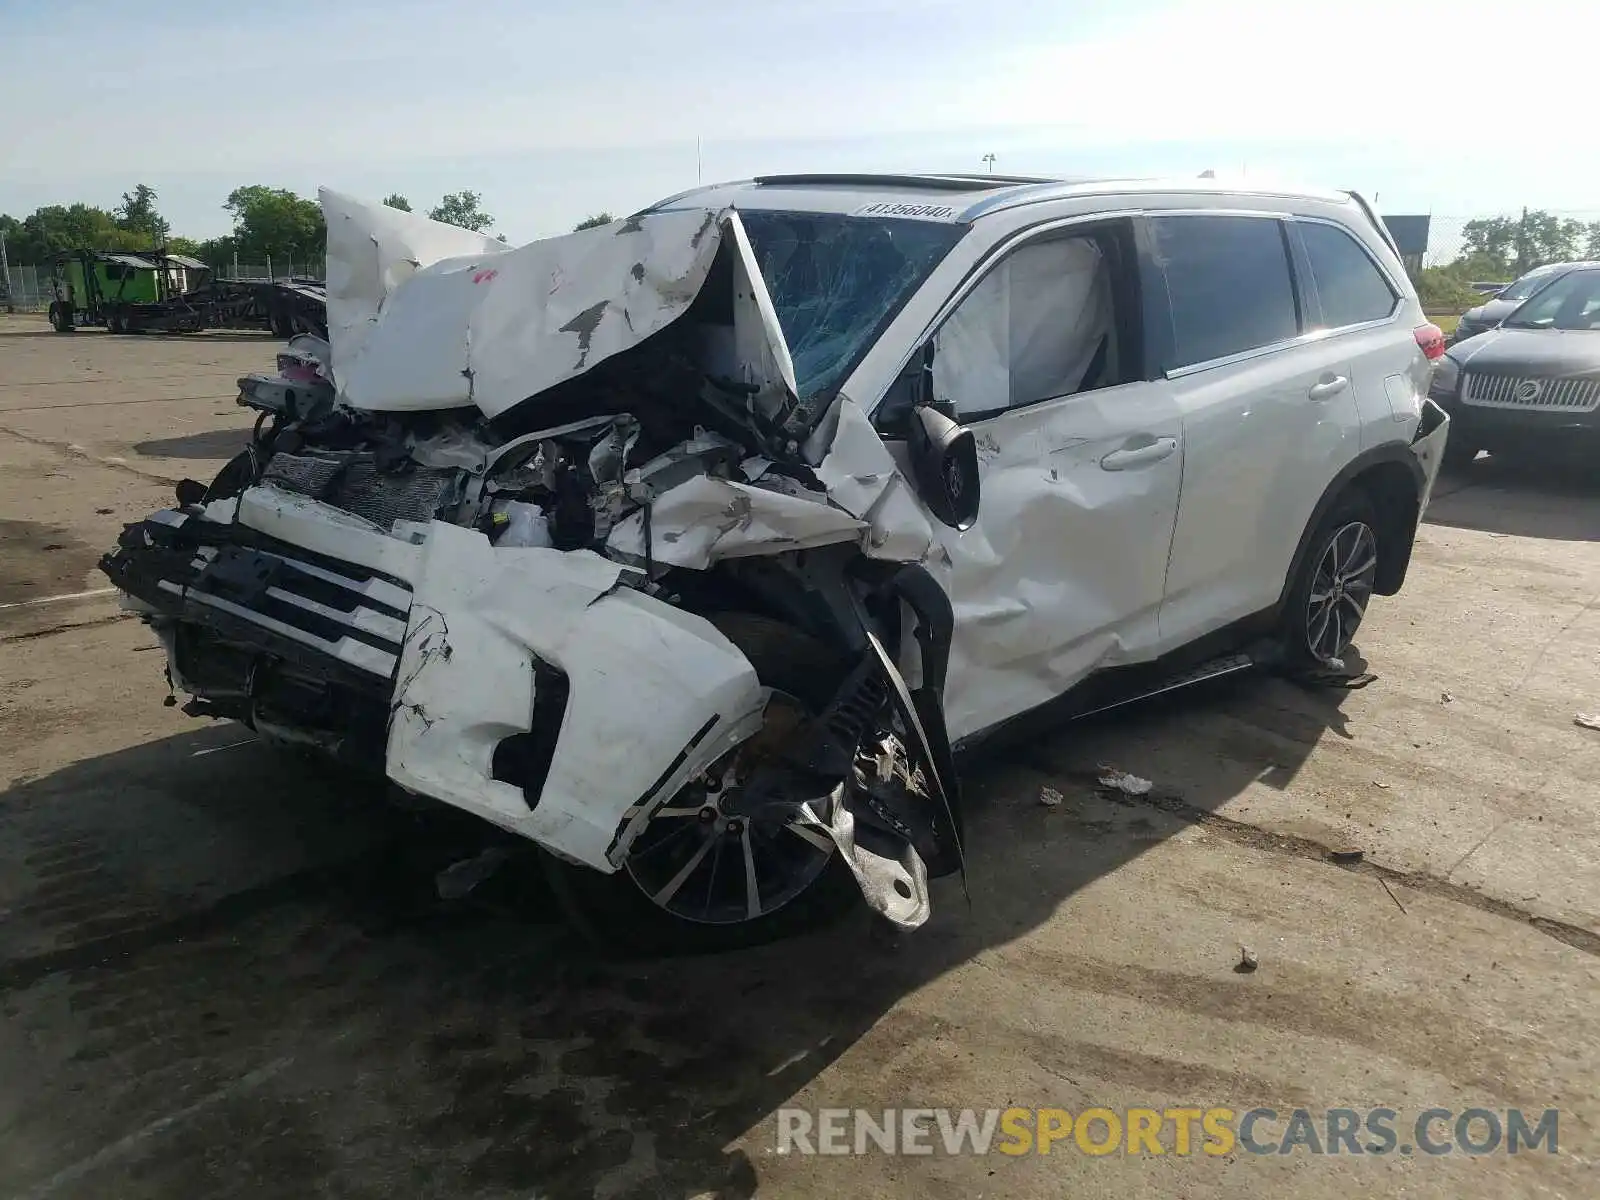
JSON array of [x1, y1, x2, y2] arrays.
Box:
[[116, 177, 1450, 931]]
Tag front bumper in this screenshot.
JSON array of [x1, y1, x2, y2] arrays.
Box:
[[1428, 383, 1600, 449], [102, 485, 768, 875]]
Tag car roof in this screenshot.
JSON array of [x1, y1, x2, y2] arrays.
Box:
[[643, 172, 1356, 225]]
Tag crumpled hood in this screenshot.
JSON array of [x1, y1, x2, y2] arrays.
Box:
[[320, 189, 796, 421]]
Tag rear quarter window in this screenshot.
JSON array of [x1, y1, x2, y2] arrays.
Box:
[[1299, 221, 1398, 328], [1149, 214, 1300, 370]]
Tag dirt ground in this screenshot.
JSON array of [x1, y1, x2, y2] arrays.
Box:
[[1, 313, 1597, 1199]]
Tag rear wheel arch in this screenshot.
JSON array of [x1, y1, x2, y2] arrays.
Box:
[[1278, 444, 1424, 615]]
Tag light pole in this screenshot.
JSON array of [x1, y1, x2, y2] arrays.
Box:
[[981, 153, 996, 174], [0, 229, 12, 311]]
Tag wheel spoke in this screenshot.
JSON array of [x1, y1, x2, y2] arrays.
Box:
[[1340, 592, 1367, 623], [651, 830, 717, 906], [741, 829, 763, 920], [1341, 550, 1377, 582], [785, 821, 835, 854], [1307, 598, 1333, 653], [651, 806, 704, 819]]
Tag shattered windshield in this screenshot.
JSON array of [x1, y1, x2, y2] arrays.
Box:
[[740, 210, 964, 400]]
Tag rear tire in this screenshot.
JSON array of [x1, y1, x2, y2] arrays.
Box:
[[540, 614, 862, 956], [49, 302, 73, 333], [1280, 489, 1381, 670]]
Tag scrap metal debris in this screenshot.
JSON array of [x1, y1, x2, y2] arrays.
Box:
[[1328, 848, 1365, 864], [1575, 712, 1600, 732], [1235, 946, 1259, 973], [1097, 769, 1153, 796]]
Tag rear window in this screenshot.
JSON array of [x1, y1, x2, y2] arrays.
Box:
[[1150, 215, 1300, 369], [1299, 222, 1397, 328]]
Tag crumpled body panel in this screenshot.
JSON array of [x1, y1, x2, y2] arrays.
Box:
[[326, 195, 725, 417], [384, 522, 768, 871]]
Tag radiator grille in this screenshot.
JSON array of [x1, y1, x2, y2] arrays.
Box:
[[1462, 373, 1600, 412], [260, 451, 457, 529]]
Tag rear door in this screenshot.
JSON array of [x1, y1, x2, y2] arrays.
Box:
[[1147, 212, 1364, 648], [1292, 217, 1412, 445]]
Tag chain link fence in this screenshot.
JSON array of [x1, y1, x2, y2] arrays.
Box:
[[1422, 210, 1600, 270]]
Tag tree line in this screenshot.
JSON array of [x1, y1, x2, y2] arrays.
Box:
[[2, 181, 620, 269], [1414, 209, 1600, 310]]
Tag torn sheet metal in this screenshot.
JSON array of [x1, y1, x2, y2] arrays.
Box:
[[605, 473, 865, 570], [387, 521, 766, 871], [325, 197, 722, 417], [322, 195, 806, 439], [812, 396, 934, 562], [321, 188, 507, 394]]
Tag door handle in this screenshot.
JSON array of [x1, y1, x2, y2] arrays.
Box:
[[1307, 374, 1349, 401], [1099, 437, 1177, 471]]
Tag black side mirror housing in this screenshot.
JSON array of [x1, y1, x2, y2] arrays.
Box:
[[907, 405, 979, 530]]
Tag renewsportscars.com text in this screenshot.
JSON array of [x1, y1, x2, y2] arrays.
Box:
[[775, 1106, 1560, 1157]]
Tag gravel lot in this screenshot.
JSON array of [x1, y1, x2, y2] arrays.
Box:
[[2, 314, 1597, 1199]]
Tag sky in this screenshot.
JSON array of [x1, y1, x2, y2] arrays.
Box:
[[2, 0, 1596, 245]]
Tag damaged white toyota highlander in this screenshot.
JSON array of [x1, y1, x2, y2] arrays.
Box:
[[102, 175, 1450, 950]]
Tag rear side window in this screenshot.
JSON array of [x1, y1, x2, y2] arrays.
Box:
[[1150, 215, 1299, 369], [1300, 221, 1397, 328]]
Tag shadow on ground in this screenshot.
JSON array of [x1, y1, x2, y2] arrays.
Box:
[[1426, 453, 1600, 541], [0, 667, 1358, 1199], [134, 428, 252, 461]]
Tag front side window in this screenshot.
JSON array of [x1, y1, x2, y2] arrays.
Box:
[[930, 234, 1125, 421], [1150, 215, 1300, 369], [1300, 222, 1397, 328], [740, 211, 963, 401]]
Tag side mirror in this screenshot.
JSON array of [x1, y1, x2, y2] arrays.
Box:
[[907, 405, 979, 530]]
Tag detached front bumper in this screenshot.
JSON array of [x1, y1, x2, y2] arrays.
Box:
[[101, 485, 767, 875]]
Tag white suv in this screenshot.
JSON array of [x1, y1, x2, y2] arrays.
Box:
[[102, 176, 1450, 951]]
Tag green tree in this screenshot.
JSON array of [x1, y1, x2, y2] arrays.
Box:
[[165, 236, 203, 258], [115, 183, 170, 243], [382, 193, 412, 212], [193, 235, 238, 270], [1460, 210, 1591, 276], [223, 186, 325, 262], [428, 190, 493, 233], [574, 212, 615, 231], [11, 203, 144, 261]]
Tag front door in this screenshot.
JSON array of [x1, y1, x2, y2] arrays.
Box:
[[915, 222, 1184, 742]]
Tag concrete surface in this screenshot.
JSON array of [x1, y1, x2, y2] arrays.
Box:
[[1, 314, 1597, 1198]]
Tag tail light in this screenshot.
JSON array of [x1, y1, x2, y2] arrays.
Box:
[[1414, 323, 1446, 361]]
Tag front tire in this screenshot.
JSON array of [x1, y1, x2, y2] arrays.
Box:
[[1281, 490, 1381, 669], [540, 614, 862, 956]]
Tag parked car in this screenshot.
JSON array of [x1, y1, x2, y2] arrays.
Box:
[[100, 177, 1449, 950], [1429, 264, 1600, 467], [1451, 261, 1596, 344]]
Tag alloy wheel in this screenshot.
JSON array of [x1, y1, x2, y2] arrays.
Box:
[[1306, 520, 1377, 662], [623, 691, 837, 926]]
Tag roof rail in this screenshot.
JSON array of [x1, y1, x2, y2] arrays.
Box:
[[752, 173, 1036, 192]]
